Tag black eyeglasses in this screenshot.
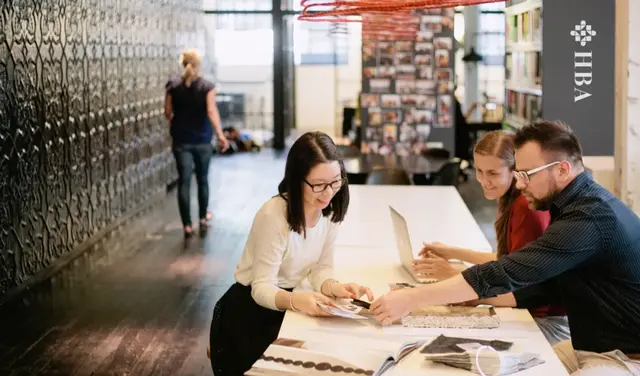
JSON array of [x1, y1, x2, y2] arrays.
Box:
[[513, 161, 560, 185], [304, 178, 346, 193]]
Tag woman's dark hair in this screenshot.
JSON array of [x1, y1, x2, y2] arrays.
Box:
[[277, 131, 349, 236], [473, 130, 519, 258]]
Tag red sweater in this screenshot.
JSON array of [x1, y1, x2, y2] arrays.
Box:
[[507, 194, 566, 317]]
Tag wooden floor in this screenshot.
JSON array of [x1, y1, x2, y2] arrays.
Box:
[[0, 149, 496, 376]]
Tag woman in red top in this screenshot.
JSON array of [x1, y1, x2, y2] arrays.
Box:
[[413, 130, 570, 344]]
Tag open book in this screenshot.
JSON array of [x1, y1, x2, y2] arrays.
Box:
[[373, 340, 427, 375], [246, 337, 425, 376]]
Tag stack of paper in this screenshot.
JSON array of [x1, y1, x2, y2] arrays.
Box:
[[423, 347, 545, 375], [420, 335, 513, 354], [420, 335, 544, 375]]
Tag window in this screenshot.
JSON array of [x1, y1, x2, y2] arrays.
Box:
[[478, 2, 505, 11], [293, 20, 354, 65], [477, 7, 506, 103], [210, 14, 274, 66], [209, 0, 272, 11], [454, 5, 506, 105]]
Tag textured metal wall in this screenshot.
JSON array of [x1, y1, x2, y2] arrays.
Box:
[[0, 0, 203, 297]]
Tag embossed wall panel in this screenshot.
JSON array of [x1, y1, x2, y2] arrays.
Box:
[[0, 0, 203, 297]]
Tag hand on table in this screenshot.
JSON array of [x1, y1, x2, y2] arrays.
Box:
[[419, 241, 455, 259], [370, 288, 417, 325], [412, 252, 458, 280], [291, 291, 336, 317], [330, 282, 375, 301]]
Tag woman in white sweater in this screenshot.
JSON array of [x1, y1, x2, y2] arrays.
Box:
[[209, 131, 373, 375]]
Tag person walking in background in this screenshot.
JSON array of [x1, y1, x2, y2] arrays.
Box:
[[164, 48, 229, 238], [413, 130, 569, 345]]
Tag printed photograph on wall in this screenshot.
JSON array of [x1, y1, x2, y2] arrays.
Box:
[[366, 126, 383, 142], [361, 93, 379, 107], [364, 67, 377, 78], [396, 65, 416, 78], [363, 42, 376, 66], [378, 66, 396, 78], [418, 66, 433, 79], [369, 78, 391, 93], [368, 107, 382, 125], [434, 50, 449, 68], [360, 8, 456, 154], [403, 109, 415, 124], [416, 80, 436, 94], [383, 110, 400, 123], [416, 42, 433, 54], [381, 94, 401, 108], [396, 79, 416, 94], [383, 124, 398, 142], [437, 95, 452, 128]]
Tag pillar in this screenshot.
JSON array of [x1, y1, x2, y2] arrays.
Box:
[[463, 6, 480, 116], [614, 0, 640, 214]]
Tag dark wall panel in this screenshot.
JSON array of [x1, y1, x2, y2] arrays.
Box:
[[0, 0, 203, 297]]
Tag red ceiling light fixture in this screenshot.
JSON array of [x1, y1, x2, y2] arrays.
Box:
[[297, 0, 506, 22]]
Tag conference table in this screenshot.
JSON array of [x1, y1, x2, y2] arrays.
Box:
[[342, 153, 449, 175], [277, 185, 568, 375]]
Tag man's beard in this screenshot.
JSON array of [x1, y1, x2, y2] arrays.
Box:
[[529, 186, 561, 211]]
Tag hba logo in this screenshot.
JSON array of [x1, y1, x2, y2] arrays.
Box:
[[570, 20, 596, 102]]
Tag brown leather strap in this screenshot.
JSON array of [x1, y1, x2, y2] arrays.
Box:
[[626, 353, 640, 360]]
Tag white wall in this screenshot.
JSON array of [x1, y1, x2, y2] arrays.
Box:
[[295, 37, 362, 137], [199, 8, 363, 138]]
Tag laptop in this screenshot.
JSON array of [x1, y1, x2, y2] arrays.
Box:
[[389, 206, 438, 284]]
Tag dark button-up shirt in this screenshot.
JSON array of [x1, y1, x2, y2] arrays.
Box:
[[462, 171, 640, 354]]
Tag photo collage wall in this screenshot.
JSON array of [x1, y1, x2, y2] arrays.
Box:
[[360, 8, 456, 155]]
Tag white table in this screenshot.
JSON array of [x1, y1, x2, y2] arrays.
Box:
[[277, 186, 568, 375], [336, 185, 493, 253], [281, 250, 567, 374]]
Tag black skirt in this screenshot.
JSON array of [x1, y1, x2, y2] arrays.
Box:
[[209, 282, 293, 376]]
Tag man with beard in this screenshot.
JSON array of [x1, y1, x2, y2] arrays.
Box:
[[370, 121, 640, 374]]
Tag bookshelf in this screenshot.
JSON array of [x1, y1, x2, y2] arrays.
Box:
[[501, 0, 616, 157], [504, 0, 543, 130]]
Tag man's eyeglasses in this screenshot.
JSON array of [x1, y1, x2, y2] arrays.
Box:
[[305, 178, 346, 193], [513, 161, 560, 184]]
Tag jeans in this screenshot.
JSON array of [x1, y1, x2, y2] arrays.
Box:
[[172, 143, 213, 227]]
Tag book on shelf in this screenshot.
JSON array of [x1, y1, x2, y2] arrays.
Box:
[[246, 337, 426, 376], [517, 93, 526, 119], [520, 11, 530, 42], [507, 14, 518, 43], [531, 7, 542, 42], [535, 51, 542, 85]]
